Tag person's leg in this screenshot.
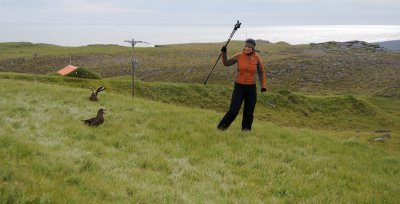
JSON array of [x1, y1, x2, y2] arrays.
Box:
[[218, 84, 244, 130], [242, 84, 257, 131]]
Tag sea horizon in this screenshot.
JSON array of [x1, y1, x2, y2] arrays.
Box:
[[1, 24, 399, 47]]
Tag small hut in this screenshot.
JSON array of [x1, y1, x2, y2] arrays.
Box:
[[57, 65, 78, 76]]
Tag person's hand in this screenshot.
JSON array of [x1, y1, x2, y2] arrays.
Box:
[[261, 88, 267, 93], [221, 45, 227, 53]]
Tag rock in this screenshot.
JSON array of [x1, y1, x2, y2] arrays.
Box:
[[370, 133, 391, 142], [310, 40, 386, 52], [378, 40, 400, 51]]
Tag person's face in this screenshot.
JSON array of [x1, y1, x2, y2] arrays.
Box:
[[244, 43, 254, 54]]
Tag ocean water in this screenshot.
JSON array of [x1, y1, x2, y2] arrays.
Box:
[[0, 24, 399, 47]]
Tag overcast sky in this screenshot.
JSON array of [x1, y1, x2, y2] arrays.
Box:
[[0, 0, 399, 25]]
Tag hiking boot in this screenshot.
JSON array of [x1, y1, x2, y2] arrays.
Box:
[[217, 124, 228, 131]]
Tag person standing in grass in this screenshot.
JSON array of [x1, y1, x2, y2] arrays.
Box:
[[218, 38, 267, 131]]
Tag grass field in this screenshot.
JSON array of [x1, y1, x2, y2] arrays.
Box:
[[1, 41, 399, 203], [1, 72, 399, 133], [1, 78, 400, 203]]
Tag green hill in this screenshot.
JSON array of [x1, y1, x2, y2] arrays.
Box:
[[1, 78, 399, 203], [1, 41, 399, 97], [1, 41, 399, 202]]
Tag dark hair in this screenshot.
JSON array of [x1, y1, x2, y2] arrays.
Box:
[[245, 38, 256, 47]]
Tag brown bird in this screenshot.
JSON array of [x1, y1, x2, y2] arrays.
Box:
[[89, 86, 106, 101], [82, 108, 105, 126]]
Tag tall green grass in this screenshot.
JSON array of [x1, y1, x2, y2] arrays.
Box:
[[1, 79, 399, 203], [1, 72, 398, 133]]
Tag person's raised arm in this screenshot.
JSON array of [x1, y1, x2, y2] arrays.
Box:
[[221, 46, 238, 66]]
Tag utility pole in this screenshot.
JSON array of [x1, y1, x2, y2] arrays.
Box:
[[124, 38, 150, 98]]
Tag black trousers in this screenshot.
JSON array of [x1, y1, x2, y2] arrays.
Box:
[[218, 83, 257, 131]]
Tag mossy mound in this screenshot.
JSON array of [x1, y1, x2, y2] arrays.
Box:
[[65, 67, 100, 79]]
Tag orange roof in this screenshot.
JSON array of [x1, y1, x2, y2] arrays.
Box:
[[57, 65, 78, 76]]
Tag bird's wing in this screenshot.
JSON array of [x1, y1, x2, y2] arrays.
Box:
[[95, 86, 106, 95], [82, 117, 96, 125]]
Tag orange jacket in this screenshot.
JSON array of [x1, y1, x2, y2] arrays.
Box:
[[222, 51, 267, 89]]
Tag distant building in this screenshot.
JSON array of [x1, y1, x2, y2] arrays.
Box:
[[57, 65, 78, 76]]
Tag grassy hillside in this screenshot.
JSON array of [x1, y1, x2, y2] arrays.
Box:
[[1, 78, 399, 203], [1, 41, 399, 96], [1, 72, 399, 135]]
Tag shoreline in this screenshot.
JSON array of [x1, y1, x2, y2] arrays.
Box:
[[1, 39, 400, 51], [1, 24, 400, 46]]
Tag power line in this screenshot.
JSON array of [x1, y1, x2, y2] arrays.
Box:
[[124, 38, 150, 98]]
